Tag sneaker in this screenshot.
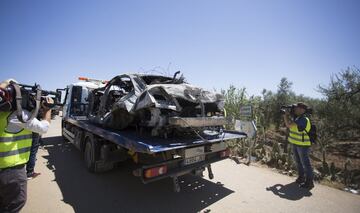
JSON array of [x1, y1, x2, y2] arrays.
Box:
[[27, 172, 41, 180], [295, 177, 305, 184], [300, 181, 314, 190]]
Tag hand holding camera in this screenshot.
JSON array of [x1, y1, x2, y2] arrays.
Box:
[[280, 104, 295, 115], [41, 96, 54, 110]]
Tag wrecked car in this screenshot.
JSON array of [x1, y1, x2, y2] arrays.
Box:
[[87, 72, 227, 138]]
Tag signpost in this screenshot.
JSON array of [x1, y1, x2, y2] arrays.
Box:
[[239, 105, 253, 118], [235, 120, 257, 139], [237, 105, 257, 165]]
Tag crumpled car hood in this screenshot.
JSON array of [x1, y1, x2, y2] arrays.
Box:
[[145, 83, 224, 103]]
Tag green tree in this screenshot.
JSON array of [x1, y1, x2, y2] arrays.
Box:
[[222, 85, 248, 120], [274, 78, 293, 129], [318, 67, 360, 139]]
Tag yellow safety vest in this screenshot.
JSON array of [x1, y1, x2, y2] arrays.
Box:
[[288, 116, 311, 146], [0, 111, 32, 169]]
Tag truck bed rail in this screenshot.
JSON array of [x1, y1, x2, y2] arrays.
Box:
[[64, 117, 247, 154]]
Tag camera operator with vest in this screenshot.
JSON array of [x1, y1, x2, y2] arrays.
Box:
[[0, 79, 53, 213], [282, 102, 315, 190]]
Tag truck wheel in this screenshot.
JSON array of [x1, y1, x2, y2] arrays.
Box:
[[61, 131, 69, 142], [74, 129, 84, 151], [84, 133, 100, 172], [61, 120, 69, 142]]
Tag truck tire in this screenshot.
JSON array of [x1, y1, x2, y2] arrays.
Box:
[[61, 120, 69, 142], [84, 133, 100, 172], [74, 129, 84, 151], [61, 130, 69, 142]]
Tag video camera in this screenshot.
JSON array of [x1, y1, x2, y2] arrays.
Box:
[[0, 81, 63, 123], [18, 83, 63, 110], [280, 104, 313, 116]]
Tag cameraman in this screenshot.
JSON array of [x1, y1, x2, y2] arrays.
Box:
[[283, 102, 314, 190], [0, 79, 53, 213]]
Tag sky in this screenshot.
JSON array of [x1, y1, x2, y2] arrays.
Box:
[[0, 0, 359, 98]]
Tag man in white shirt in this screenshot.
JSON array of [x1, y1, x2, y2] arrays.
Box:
[[6, 109, 51, 134]]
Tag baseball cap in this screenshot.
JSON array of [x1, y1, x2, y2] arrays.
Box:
[[0, 79, 18, 89], [295, 102, 308, 109]]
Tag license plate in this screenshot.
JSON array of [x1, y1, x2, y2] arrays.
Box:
[[184, 155, 205, 165], [184, 146, 205, 165]]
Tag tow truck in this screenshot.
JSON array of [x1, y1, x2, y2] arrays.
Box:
[[61, 77, 247, 192]]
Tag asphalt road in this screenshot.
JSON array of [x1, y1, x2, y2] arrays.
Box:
[[22, 117, 360, 213]]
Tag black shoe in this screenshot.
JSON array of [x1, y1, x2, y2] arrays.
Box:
[[27, 171, 41, 180], [295, 177, 305, 184], [300, 181, 314, 190]]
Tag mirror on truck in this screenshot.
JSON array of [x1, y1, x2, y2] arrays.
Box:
[[55, 88, 67, 106], [71, 86, 82, 103]]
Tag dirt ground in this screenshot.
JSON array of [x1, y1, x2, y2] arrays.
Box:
[[22, 117, 360, 213]]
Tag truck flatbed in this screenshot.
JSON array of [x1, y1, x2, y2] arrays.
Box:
[[63, 116, 247, 154], [61, 79, 250, 191]]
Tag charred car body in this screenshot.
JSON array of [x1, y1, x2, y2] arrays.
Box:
[[87, 72, 227, 138]]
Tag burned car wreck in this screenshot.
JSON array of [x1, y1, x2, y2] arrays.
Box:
[[87, 72, 227, 138]]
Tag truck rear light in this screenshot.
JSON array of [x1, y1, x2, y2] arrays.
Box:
[[220, 149, 230, 158], [144, 165, 168, 179]]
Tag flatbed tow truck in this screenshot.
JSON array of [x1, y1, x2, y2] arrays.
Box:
[[61, 77, 247, 192]]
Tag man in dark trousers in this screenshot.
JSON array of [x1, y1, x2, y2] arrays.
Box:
[[0, 79, 53, 213], [26, 132, 42, 179], [283, 102, 314, 190]]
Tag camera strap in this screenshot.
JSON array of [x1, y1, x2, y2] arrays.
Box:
[[11, 82, 42, 123]]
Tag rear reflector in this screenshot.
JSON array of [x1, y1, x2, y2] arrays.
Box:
[[220, 149, 230, 158], [144, 165, 168, 179]]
